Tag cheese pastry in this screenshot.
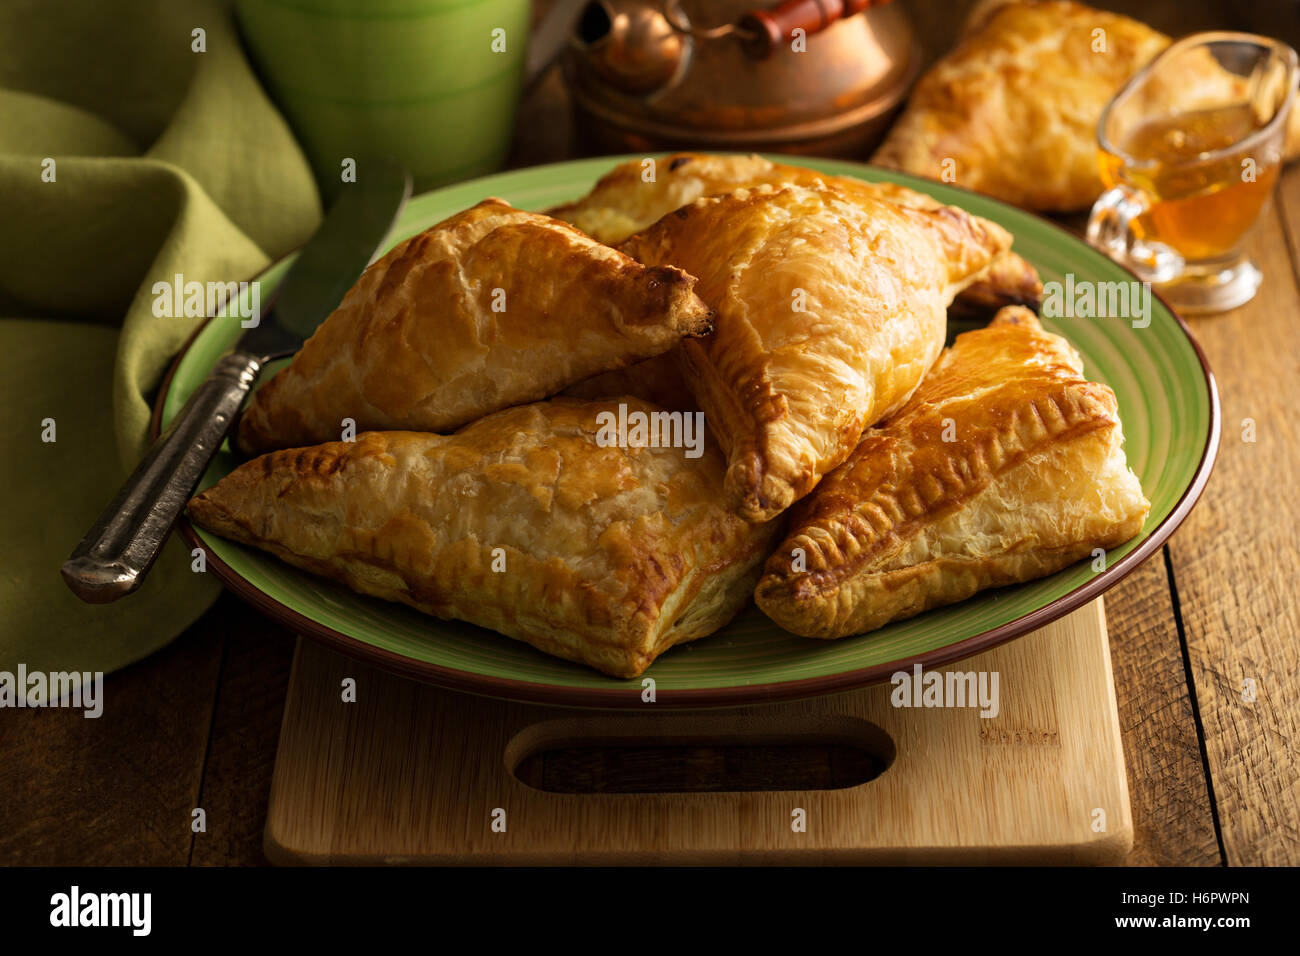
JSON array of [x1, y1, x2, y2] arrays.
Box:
[[873, 0, 1300, 212], [235, 198, 712, 456], [192, 398, 777, 678], [754, 307, 1150, 639], [618, 182, 1013, 523], [551, 152, 1042, 316]]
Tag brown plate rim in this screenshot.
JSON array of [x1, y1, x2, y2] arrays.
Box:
[[152, 167, 1222, 710]]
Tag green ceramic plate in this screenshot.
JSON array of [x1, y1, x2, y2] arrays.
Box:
[[159, 156, 1219, 708]]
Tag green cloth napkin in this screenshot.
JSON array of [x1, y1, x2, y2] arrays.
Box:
[[0, 0, 321, 677]]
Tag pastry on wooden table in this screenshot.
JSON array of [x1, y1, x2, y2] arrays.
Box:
[[551, 152, 1041, 316], [872, 0, 1300, 212], [235, 198, 712, 456], [192, 398, 777, 678], [754, 306, 1150, 639], [618, 182, 1013, 523]]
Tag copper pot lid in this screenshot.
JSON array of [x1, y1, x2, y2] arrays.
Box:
[[558, 0, 920, 146]]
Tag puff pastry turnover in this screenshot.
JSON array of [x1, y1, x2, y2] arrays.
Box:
[[618, 182, 1013, 522], [192, 398, 777, 678], [235, 198, 712, 456], [754, 307, 1150, 639], [873, 0, 1300, 212], [551, 152, 1041, 316]]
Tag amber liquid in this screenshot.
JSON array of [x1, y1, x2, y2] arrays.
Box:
[[1100, 104, 1278, 261]]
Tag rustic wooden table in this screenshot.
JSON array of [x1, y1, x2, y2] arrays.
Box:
[[2, 0, 1296, 866]]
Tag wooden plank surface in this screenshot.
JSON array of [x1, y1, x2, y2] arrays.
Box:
[[1070, 1, 1300, 866], [187, 598, 296, 867], [1104, 556, 1221, 865], [1161, 193, 1300, 866], [0, 603, 226, 865]]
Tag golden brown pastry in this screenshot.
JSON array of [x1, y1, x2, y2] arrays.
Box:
[[561, 351, 698, 413], [754, 307, 1150, 639], [873, 0, 1300, 212], [873, 1, 1167, 211], [618, 182, 1012, 523], [945, 252, 1043, 322], [551, 152, 1041, 316], [191, 398, 777, 678], [235, 198, 712, 456]]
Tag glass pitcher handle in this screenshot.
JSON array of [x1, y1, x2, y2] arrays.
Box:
[[1086, 185, 1184, 284]]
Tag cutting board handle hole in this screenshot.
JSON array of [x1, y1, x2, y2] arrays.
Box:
[[505, 715, 895, 794]]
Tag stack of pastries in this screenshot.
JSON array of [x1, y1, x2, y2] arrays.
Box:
[[187, 153, 1150, 678]]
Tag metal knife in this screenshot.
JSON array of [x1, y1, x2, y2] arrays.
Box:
[[62, 158, 411, 604]]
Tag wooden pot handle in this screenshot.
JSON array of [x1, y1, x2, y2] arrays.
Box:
[[739, 0, 888, 58]]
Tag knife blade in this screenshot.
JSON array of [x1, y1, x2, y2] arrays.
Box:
[[61, 158, 411, 603]]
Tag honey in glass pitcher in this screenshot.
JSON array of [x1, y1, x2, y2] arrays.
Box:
[[1099, 103, 1279, 262], [1088, 32, 1298, 314]]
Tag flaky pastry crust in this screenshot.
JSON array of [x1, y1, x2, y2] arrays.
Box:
[[236, 198, 712, 455], [562, 351, 698, 413], [550, 152, 1041, 316], [618, 183, 1012, 523], [192, 398, 777, 678], [754, 307, 1150, 638]]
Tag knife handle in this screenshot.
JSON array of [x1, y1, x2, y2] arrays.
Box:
[[61, 351, 262, 604], [739, 0, 879, 58]]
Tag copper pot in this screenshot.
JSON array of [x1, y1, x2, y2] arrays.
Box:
[[551, 0, 919, 156]]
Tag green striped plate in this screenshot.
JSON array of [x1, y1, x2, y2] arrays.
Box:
[[160, 157, 1219, 708]]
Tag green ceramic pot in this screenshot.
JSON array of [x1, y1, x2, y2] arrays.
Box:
[[234, 0, 530, 199]]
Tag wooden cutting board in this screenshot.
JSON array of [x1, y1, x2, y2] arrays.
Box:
[[265, 598, 1131, 864]]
